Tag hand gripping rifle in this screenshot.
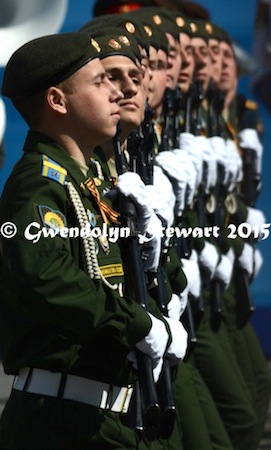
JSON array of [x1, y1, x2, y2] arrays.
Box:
[[127, 106, 176, 440], [113, 125, 160, 441], [234, 95, 258, 327], [236, 94, 261, 207], [180, 80, 206, 330], [158, 85, 199, 345], [206, 82, 227, 329], [209, 87, 254, 328]]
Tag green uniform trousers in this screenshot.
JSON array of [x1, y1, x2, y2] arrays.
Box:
[[222, 281, 271, 448], [167, 359, 234, 450], [192, 290, 258, 450]]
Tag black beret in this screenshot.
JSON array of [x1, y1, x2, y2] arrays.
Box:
[[1, 32, 101, 101]]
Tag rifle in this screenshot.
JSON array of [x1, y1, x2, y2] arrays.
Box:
[[158, 84, 200, 344], [181, 80, 206, 329], [209, 89, 255, 328], [237, 94, 261, 207], [234, 95, 258, 327], [184, 80, 204, 135], [113, 126, 160, 441], [128, 102, 155, 186], [127, 107, 176, 440], [206, 82, 227, 330], [160, 87, 176, 151]]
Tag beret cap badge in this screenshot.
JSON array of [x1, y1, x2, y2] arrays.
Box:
[[176, 17, 185, 28], [108, 39, 122, 50], [118, 35, 131, 46], [205, 23, 213, 35], [125, 22, 136, 34], [91, 38, 101, 52]]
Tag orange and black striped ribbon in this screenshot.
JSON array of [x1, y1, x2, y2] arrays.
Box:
[[84, 178, 120, 225]]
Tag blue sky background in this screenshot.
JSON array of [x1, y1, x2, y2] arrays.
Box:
[[0, 1, 270, 349]]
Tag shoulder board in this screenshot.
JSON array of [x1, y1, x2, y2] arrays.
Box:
[[245, 99, 258, 110], [41, 155, 67, 185]]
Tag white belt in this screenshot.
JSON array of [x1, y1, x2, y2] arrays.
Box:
[[13, 367, 133, 413]]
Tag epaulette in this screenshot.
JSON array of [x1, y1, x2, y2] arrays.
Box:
[[41, 155, 67, 185], [245, 99, 258, 110]]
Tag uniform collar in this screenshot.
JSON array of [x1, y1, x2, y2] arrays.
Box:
[[23, 130, 91, 187]]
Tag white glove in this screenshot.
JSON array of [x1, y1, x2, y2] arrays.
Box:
[[163, 317, 188, 363], [209, 136, 228, 186], [116, 172, 154, 234], [198, 241, 220, 278], [253, 248, 263, 278], [135, 312, 168, 361], [179, 132, 203, 189], [214, 248, 234, 289], [181, 258, 201, 298], [172, 149, 197, 206], [139, 213, 163, 272], [152, 165, 176, 218], [145, 183, 174, 229], [238, 128, 263, 174], [155, 152, 187, 216], [127, 312, 169, 382], [195, 135, 217, 194], [167, 290, 188, 320], [225, 139, 243, 190], [237, 242, 254, 278], [246, 206, 266, 229]]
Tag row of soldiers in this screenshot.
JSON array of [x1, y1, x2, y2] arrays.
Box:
[[0, 1, 270, 449]]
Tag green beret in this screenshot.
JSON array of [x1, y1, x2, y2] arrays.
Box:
[[1, 32, 101, 101], [132, 7, 180, 41], [189, 19, 209, 42], [90, 27, 142, 64], [92, 14, 151, 55], [130, 10, 170, 55], [212, 26, 233, 46]]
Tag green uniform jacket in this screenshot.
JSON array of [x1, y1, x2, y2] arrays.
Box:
[[0, 131, 152, 386]]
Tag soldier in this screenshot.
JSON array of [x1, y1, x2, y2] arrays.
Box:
[[217, 27, 271, 448], [0, 31, 182, 449], [126, 9, 235, 450]]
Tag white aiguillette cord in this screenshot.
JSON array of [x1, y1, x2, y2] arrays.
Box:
[[65, 181, 121, 293]]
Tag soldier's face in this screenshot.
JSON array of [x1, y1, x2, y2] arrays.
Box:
[[62, 58, 123, 149], [178, 33, 195, 93], [191, 37, 212, 92], [166, 33, 182, 89], [218, 41, 237, 93], [101, 55, 146, 136], [209, 38, 223, 85], [148, 46, 168, 117]]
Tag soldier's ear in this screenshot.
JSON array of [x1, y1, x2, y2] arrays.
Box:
[[46, 86, 68, 114]]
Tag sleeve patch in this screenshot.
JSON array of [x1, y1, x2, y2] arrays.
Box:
[[41, 155, 67, 185], [38, 205, 67, 231]]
